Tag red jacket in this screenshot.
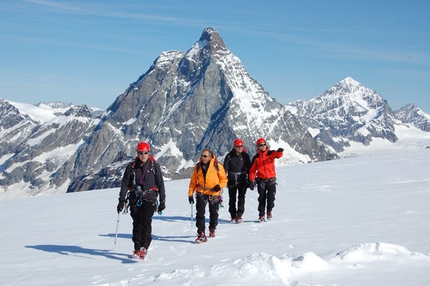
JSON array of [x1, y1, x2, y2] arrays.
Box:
[[249, 148, 283, 181]]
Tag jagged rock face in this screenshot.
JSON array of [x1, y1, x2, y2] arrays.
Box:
[[0, 103, 99, 195], [394, 103, 430, 132], [0, 99, 37, 157], [290, 77, 398, 151]]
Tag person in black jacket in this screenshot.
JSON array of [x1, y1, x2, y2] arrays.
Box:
[[223, 139, 252, 223], [117, 142, 166, 260]]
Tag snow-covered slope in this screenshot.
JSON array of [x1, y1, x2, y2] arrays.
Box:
[[1, 148, 429, 285]]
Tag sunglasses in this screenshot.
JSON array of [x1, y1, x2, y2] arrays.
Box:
[[235, 145, 243, 148], [137, 151, 149, 155], [258, 144, 266, 147], [201, 154, 210, 158]]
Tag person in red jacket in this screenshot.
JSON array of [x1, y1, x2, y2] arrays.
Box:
[[249, 138, 283, 222]]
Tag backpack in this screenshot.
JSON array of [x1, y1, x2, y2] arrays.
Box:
[[130, 156, 159, 206]]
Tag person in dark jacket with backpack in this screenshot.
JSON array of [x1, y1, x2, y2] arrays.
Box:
[[117, 142, 166, 260], [249, 138, 283, 222], [223, 139, 252, 223]]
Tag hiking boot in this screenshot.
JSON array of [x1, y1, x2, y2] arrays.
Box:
[[236, 216, 243, 223], [132, 250, 140, 259], [132, 247, 147, 260], [195, 231, 207, 243], [139, 247, 147, 260], [209, 228, 216, 238], [267, 212, 272, 220], [258, 216, 265, 223]]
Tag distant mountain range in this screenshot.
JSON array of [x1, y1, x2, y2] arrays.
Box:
[[1, 27, 429, 198]]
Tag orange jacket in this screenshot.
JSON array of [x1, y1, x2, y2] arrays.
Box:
[[249, 148, 283, 181], [188, 156, 228, 197]]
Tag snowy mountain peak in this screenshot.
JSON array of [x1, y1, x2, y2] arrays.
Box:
[[340, 76, 361, 87], [287, 76, 401, 151], [394, 103, 430, 131], [320, 77, 384, 111], [296, 76, 384, 115], [328, 76, 367, 95]]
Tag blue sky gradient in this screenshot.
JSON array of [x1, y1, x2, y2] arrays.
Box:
[[1, 0, 429, 112]]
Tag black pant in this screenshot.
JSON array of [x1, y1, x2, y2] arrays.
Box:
[[228, 184, 247, 218], [130, 200, 155, 251], [257, 179, 276, 217], [195, 193, 219, 233]]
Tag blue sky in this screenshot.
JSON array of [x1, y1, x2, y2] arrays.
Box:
[[1, 0, 429, 112]]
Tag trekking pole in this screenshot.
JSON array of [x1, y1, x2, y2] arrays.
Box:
[[114, 212, 120, 245], [190, 202, 194, 226], [114, 201, 129, 245]]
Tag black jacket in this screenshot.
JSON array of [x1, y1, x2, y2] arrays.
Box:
[[119, 157, 166, 204], [223, 150, 252, 187]]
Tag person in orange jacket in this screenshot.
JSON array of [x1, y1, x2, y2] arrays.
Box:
[[249, 138, 283, 222], [188, 148, 228, 243]]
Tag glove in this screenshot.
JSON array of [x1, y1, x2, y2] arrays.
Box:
[[212, 184, 221, 192], [277, 148, 284, 152], [188, 196, 195, 204], [117, 201, 125, 214], [249, 180, 255, 191], [158, 200, 165, 212]]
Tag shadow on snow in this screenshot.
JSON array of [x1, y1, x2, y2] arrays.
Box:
[[25, 244, 137, 264], [100, 232, 196, 244], [152, 215, 232, 224], [25, 215, 240, 263]]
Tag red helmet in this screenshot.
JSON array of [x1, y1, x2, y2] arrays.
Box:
[[136, 142, 150, 152], [233, 138, 244, 147], [256, 138, 266, 146]]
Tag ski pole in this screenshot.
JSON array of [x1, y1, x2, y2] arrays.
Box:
[[114, 212, 120, 245]]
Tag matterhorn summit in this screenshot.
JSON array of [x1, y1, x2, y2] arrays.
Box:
[[65, 27, 332, 191], [193, 27, 228, 53]]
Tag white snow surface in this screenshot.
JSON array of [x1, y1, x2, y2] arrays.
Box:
[[1, 148, 429, 285], [7, 100, 73, 123]]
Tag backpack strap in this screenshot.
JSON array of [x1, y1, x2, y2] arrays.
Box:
[[213, 158, 219, 172]]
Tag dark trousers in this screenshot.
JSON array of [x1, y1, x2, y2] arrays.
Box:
[[195, 193, 219, 233], [130, 200, 155, 251], [228, 184, 247, 218], [257, 180, 276, 217]]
